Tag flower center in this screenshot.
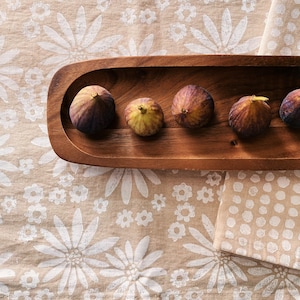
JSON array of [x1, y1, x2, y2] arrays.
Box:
[[66, 249, 83, 266], [126, 264, 140, 281]]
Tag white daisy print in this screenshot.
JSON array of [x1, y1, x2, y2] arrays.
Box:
[[184, 214, 257, 293], [100, 236, 167, 299], [185, 8, 261, 54], [248, 262, 300, 299], [0, 35, 23, 102], [34, 208, 119, 295], [111, 34, 167, 57], [84, 166, 161, 205], [38, 6, 122, 75]]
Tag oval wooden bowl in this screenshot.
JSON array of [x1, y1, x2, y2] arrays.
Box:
[[47, 55, 300, 170]]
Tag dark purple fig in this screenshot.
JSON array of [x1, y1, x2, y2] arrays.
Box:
[[228, 95, 271, 138], [279, 89, 300, 128], [69, 85, 115, 135], [171, 85, 214, 128]]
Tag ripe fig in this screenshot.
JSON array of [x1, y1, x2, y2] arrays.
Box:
[[171, 85, 214, 128], [228, 95, 271, 138], [124, 97, 164, 136], [279, 89, 300, 128], [69, 85, 115, 135]]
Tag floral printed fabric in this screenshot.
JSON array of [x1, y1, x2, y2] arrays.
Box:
[[1, 0, 300, 299]]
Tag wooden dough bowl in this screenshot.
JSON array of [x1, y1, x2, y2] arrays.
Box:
[[47, 55, 300, 170]]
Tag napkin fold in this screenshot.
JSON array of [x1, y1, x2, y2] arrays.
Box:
[[214, 170, 300, 270]]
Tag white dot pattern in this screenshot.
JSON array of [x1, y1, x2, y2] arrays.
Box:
[[260, 0, 300, 55], [214, 170, 300, 270]]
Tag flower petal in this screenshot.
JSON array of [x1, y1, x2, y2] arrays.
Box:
[[105, 168, 124, 197], [140, 251, 163, 270], [133, 169, 148, 198], [57, 12, 75, 48], [54, 215, 72, 250], [83, 237, 119, 256], [134, 236, 149, 264], [82, 14, 102, 48], [40, 228, 68, 253], [34, 244, 65, 258], [121, 168, 132, 205], [72, 208, 83, 248]]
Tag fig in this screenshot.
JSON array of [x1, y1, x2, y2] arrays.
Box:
[[228, 95, 271, 138], [124, 97, 164, 136], [279, 89, 300, 128], [69, 85, 115, 135], [171, 85, 214, 128]]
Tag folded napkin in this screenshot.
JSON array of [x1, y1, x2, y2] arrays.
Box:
[[214, 170, 300, 270]]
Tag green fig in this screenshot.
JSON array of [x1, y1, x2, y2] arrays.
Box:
[[228, 95, 271, 138], [69, 85, 115, 135], [124, 97, 164, 136], [171, 85, 214, 128], [279, 89, 300, 128]]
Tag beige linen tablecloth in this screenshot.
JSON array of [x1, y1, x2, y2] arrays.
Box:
[[1, 1, 300, 299]]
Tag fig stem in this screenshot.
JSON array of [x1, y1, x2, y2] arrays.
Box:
[[251, 95, 269, 102], [138, 105, 147, 114], [91, 93, 99, 99]]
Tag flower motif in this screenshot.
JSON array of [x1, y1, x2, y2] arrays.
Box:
[[23, 183, 44, 203], [25, 203, 47, 224], [0, 36, 23, 102], [172, 183, 192, 202], [183, 214, 257, 293], [100, 236, 166, 299], [139, 9, 157, 25], [155, 0, 170, 11], [34, 208, 119, 295], [0, 252, 15, 296], [1, 196, 17, 213], [135, 210, 153, 226], [168, 222, 186, 242], [116, 209, 134, 228], [93, 198, 108, 214], [84, 166, 161, 205], [196, 186, 214, 204], [169, 22, 187, 42], [175, 202, 195, 222], [175, 3, 196, 22], [69, 185, 88, 203], [0, 109, 18, 129], [170, 269, 189, 288], [20, 269, 40, 289], [18, 224, 37, 243], [38, 6, 122, 76], [111, 34, 167, 56], [185, 8, 261, 54], [120, 8, 137, 25], [248, 262, 300, 298], [48, 187, 66, 205], [151, 193, 166, 211], [206, 171, 224, 186], [30, 2, 50, 21]]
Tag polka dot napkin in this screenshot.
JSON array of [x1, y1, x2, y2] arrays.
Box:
[[214, 170, 300, 270]]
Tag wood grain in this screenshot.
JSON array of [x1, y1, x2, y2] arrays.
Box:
[[47, 55, 300, 170]]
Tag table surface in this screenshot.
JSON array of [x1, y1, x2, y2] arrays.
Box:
[[1, 1, 300, 299]]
